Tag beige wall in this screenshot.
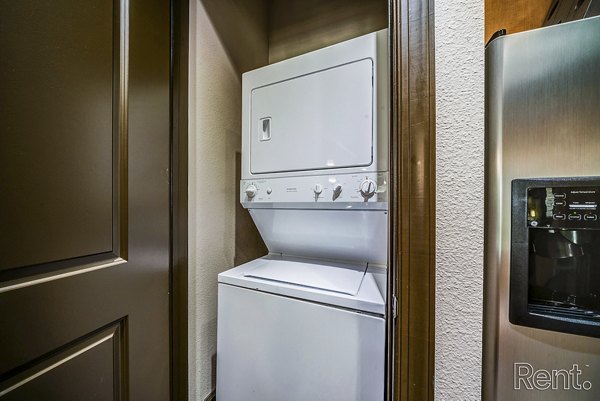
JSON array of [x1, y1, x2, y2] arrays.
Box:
[[188, 1, 267, 399], [199, 0, 269, 73]]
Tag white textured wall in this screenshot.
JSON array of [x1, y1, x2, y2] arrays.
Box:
[[434, 0, 485, 400], [188, 1, 240, 399]]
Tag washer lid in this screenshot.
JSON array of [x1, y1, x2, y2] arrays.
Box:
[[243, 258, 367, 296], [219, 255, 386, 315]]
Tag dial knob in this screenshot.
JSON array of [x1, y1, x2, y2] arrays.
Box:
[[332, 184, 343, 200], [359, 179, 377, 199], [245, 184, 257, 198], [313, 184, 323, 195]]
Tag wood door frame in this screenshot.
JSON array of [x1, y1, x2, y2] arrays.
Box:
[[388, 0, 436, 400], [171, 0, 189, 400]]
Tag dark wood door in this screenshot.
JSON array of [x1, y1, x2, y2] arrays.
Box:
[[0, 1, 171, 400]]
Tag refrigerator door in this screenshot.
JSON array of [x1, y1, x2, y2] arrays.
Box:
[[216, 284, 385, 401], [484, 16, 600, 401]]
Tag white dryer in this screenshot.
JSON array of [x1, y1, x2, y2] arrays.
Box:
[[217, 29, 389, 401]]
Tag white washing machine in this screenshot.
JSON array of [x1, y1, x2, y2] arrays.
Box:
[[217, 256, 386, 401], [217, 29, 389, 401]]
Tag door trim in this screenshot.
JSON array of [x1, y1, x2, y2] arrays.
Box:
[[388, 0, 436, 400], [171, 0, 189, 400]]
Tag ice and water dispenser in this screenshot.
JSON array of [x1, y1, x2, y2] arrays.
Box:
[[510, 177, 600, 338]]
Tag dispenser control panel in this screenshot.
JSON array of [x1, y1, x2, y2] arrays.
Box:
[[240, 172, 388, 208], [528, 186, 600, 229]]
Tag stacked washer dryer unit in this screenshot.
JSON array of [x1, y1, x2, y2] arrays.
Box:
[[216, 29, 389, 401]]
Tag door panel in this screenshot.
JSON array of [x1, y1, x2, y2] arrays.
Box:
[[1, 322, 124, 401], [0, 0, 114, 270], [0, 0, 171, 400]]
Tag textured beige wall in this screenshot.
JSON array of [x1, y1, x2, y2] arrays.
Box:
[[435, 0, 485, 399], [188, 1, 267, 399], [200, 0, 269, 73]]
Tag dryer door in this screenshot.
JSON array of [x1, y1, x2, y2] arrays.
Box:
[[249, 59, 374, 174]]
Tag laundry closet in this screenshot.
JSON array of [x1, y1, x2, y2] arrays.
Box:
[[188, 1, 389, 400]]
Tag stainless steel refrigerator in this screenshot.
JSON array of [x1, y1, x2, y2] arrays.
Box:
[[484, 16, 600, 401]]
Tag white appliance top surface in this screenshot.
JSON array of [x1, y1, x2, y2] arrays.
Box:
[[219, 254, 386, 315], [243, 257, 366, 296]]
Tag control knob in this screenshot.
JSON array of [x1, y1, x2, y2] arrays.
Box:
[[360, 179, 377, 199], [313, 184, 323, 195], [332, 184, 343, 201], [245, 184, 257, 198]]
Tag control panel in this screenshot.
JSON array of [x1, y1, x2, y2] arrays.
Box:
[[527, 185, 600, 229], [241, 172, 388, 209]]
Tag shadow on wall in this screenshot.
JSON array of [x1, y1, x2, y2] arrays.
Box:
[[267, 0, 387, 63], [200, 0, 388, 72], [200, 0, 269, 74]]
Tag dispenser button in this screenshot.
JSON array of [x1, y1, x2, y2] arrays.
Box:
[[553, 213, 566, 220], [568, 213, 582, 221], [584, 213, 598, 221]]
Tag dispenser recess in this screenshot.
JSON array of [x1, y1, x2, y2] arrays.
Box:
[[510, 177, 600, 338]]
